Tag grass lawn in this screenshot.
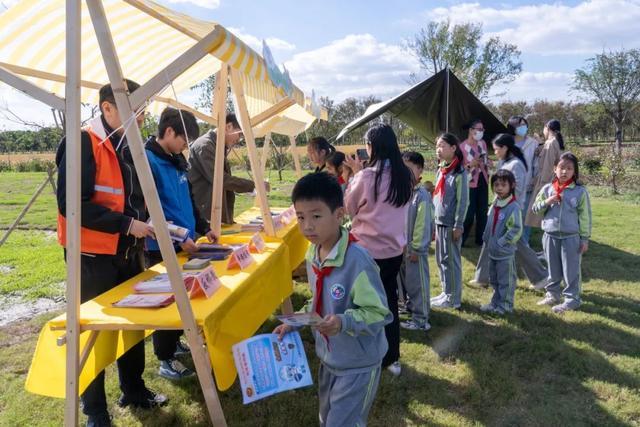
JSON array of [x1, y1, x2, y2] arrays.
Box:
[[0, 169, 639, 426]]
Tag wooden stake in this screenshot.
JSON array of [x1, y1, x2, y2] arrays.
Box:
[[87, 2, 226, 425], [289, 135, 303, 178], [210, 66, 229, 237], [64, 1, 81, 425], [229, 68, 275, 236]]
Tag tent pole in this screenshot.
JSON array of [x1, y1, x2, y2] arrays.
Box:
[[210, 67, 229, 236], [229, 68, 275, 236], [260, 132, 271, 175], [86, 2, 227, 425], [289, 135, 303, 178], [64, 1, 81, 425], [445, 67, 450, 133]]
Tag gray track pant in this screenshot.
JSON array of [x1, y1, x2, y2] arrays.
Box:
[[436, 225, 462, 306], [403, 253, 430, 326], [543, 233, 582, 308], [318, 364, 381, 427], [474, 240, 547, 285], [490, 257, 517, 312]]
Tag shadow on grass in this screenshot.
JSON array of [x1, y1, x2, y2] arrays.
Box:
[[582, 241, 640, 283], [398, 308, 638, 426]]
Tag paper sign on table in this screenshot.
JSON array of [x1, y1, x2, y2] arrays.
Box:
[[249, 232, 266, 253], [227, 244, 255, 270], [232, 331, 312, 404], [185, 266, 222, 299]]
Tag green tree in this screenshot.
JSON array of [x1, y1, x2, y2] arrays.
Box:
[[573, 49, 640, 153], [408, 20, 522, 99]]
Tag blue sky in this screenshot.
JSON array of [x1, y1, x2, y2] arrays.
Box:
[[1, 0, 639, 129]]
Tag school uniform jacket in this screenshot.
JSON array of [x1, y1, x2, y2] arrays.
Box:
[[482, 197, 523, 260], [303, 227, 392, 375], [531, 182, 592, 243], [433, 164, 468, 229], [406, 185, 434, 255]]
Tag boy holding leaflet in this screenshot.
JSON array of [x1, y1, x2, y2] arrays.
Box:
[[274, 172, 392, 427], [145, 107, 217, 380]]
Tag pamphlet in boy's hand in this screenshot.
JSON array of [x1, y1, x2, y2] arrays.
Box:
[[233, 331, 312, 404], [276, 312, 323, 327]]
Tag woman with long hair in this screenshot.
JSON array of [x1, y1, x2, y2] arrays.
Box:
[[344, 124, 413, 377]]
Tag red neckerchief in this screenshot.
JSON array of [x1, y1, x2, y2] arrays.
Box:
[[337, 175, 346, 185], [552, 178, 574, 200], [492, 195, 516, 235], [433, 157, 460, 199], [311, 233, 357, 350]]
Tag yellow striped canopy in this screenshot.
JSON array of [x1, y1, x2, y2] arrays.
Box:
[[0, 0, 320, 133]]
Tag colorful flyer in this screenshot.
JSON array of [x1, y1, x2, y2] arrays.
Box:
[[232, 331, 312, 404], [227, 244, 255, 270], [249, 232, 266, 253]]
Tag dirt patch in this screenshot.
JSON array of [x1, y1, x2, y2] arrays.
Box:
[[0, 294, 65, 327]]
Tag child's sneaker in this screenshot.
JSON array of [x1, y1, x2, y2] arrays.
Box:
[[530, 278, 549, 290], [159, 358, 195, 380], [398, 301, 410, 315], [400, 319, 431, 331], [386, 361, 401, 377], [537, 293, 561, 306], [467, 279, 489, 289], [479, 303, 496, 312], [174, 339, 191, 356], [552, 303, 576, 314], [431, 298, 460, 309], [430, 292, 447, 304]]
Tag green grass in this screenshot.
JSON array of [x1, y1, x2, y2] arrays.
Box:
[[1, 169, 639, 426], [0, 172, 58, 229]]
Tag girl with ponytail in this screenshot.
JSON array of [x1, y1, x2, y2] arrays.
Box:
[[307, 136, 336, 173], [525, 119, 564, 229]]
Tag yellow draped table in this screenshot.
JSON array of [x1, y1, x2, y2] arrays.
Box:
[[25, 235, 293, 398], [227, 206, 309, 271]]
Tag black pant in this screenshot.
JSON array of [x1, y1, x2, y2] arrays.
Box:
[[145, 250, 183, 361], [375, 254, 404, 367], [75, 249, 147, 416], [463, 173, 489, 246]]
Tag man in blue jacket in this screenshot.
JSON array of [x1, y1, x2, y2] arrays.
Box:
[[145, 107, 217, 380]]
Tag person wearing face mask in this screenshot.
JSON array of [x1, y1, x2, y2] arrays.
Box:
[[460, 119, 490, 247], [507, 116, 537, 244]]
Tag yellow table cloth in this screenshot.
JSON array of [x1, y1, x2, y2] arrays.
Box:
[[25, 237, 291, 398], [229, 206, 308, 271]]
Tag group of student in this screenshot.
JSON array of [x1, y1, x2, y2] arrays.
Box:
[[274, 117, 591, 425], [55, 79, 592, 427]]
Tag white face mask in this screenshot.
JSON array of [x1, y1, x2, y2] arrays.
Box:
[[473, 130, 484, 141]]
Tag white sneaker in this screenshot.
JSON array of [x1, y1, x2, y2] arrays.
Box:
[[386, 361, 401, 377], [552, 303, 575, 314], [432, 298, 461, 309], [530, 278, 549, 290], [479, 303, 496, 312], [430, 292, 447, 304], [467, 279, 489, 289], [537, 294, 561, 306], [400, 319, 431, 331]]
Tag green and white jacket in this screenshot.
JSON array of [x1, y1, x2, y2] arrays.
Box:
[[482, 196, 523, 260], [532, 182, 592, 243], [406, 185, 434, 255], [302, 227, 392, 375]]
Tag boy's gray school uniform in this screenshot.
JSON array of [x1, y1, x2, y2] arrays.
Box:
[[483, 197, 523, 312], [473, 157, 547, 285], [532, 182, 592, 308], [403, 185, 433, 326], [303, 227, 392, 427], [434, 166, 468, 306]]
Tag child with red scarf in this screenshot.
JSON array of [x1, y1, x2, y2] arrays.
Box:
[[532, 152, 591, 314], [325, 151, 352, 192], [480, 170, 522, 314], [431, 133, 469, 309]]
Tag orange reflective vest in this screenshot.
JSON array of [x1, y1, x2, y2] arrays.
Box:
[[57, 129, 125, 255]]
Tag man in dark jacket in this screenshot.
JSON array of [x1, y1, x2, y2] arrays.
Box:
[[188, 114, 266, 224], [56, 81, 166, 427]]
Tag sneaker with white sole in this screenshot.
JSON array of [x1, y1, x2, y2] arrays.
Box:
[[432, 297, 460, 309], [479, 303, 496, 312], [552, 303, 576, 314], [174, 339, 190, 356], [467, 279, 489, 289], [400, 319, 431, 331], [386, 361, 401, 377], [531, 278, 549, 290], [537, 294, 561, 306], [159, 358, 195, 381], [430, 292, 447, 304]]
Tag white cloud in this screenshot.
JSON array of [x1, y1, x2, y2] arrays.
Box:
[[285, 34, 420, 101], [227, 27, 296, 55], [0, 83, 57, 130], [490, 71, 574, 102], [425, 0, 640, 55], [162, 0, 220, 10]]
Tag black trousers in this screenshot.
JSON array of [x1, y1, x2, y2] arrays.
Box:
[[463, 174, 489, 246], [75, 248, 147, 416], [375, 254, 404, 367], [145, 250, 183, 361]]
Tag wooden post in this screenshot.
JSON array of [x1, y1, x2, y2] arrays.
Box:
[[0, 168, 56, 247], [229, 68, 275, 236], [289, 135, 303, 178], [260, 132, 271, 175], [86, 2, 227, 425], [210, 66, 229, 237], [64, 0, 81, 425]]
